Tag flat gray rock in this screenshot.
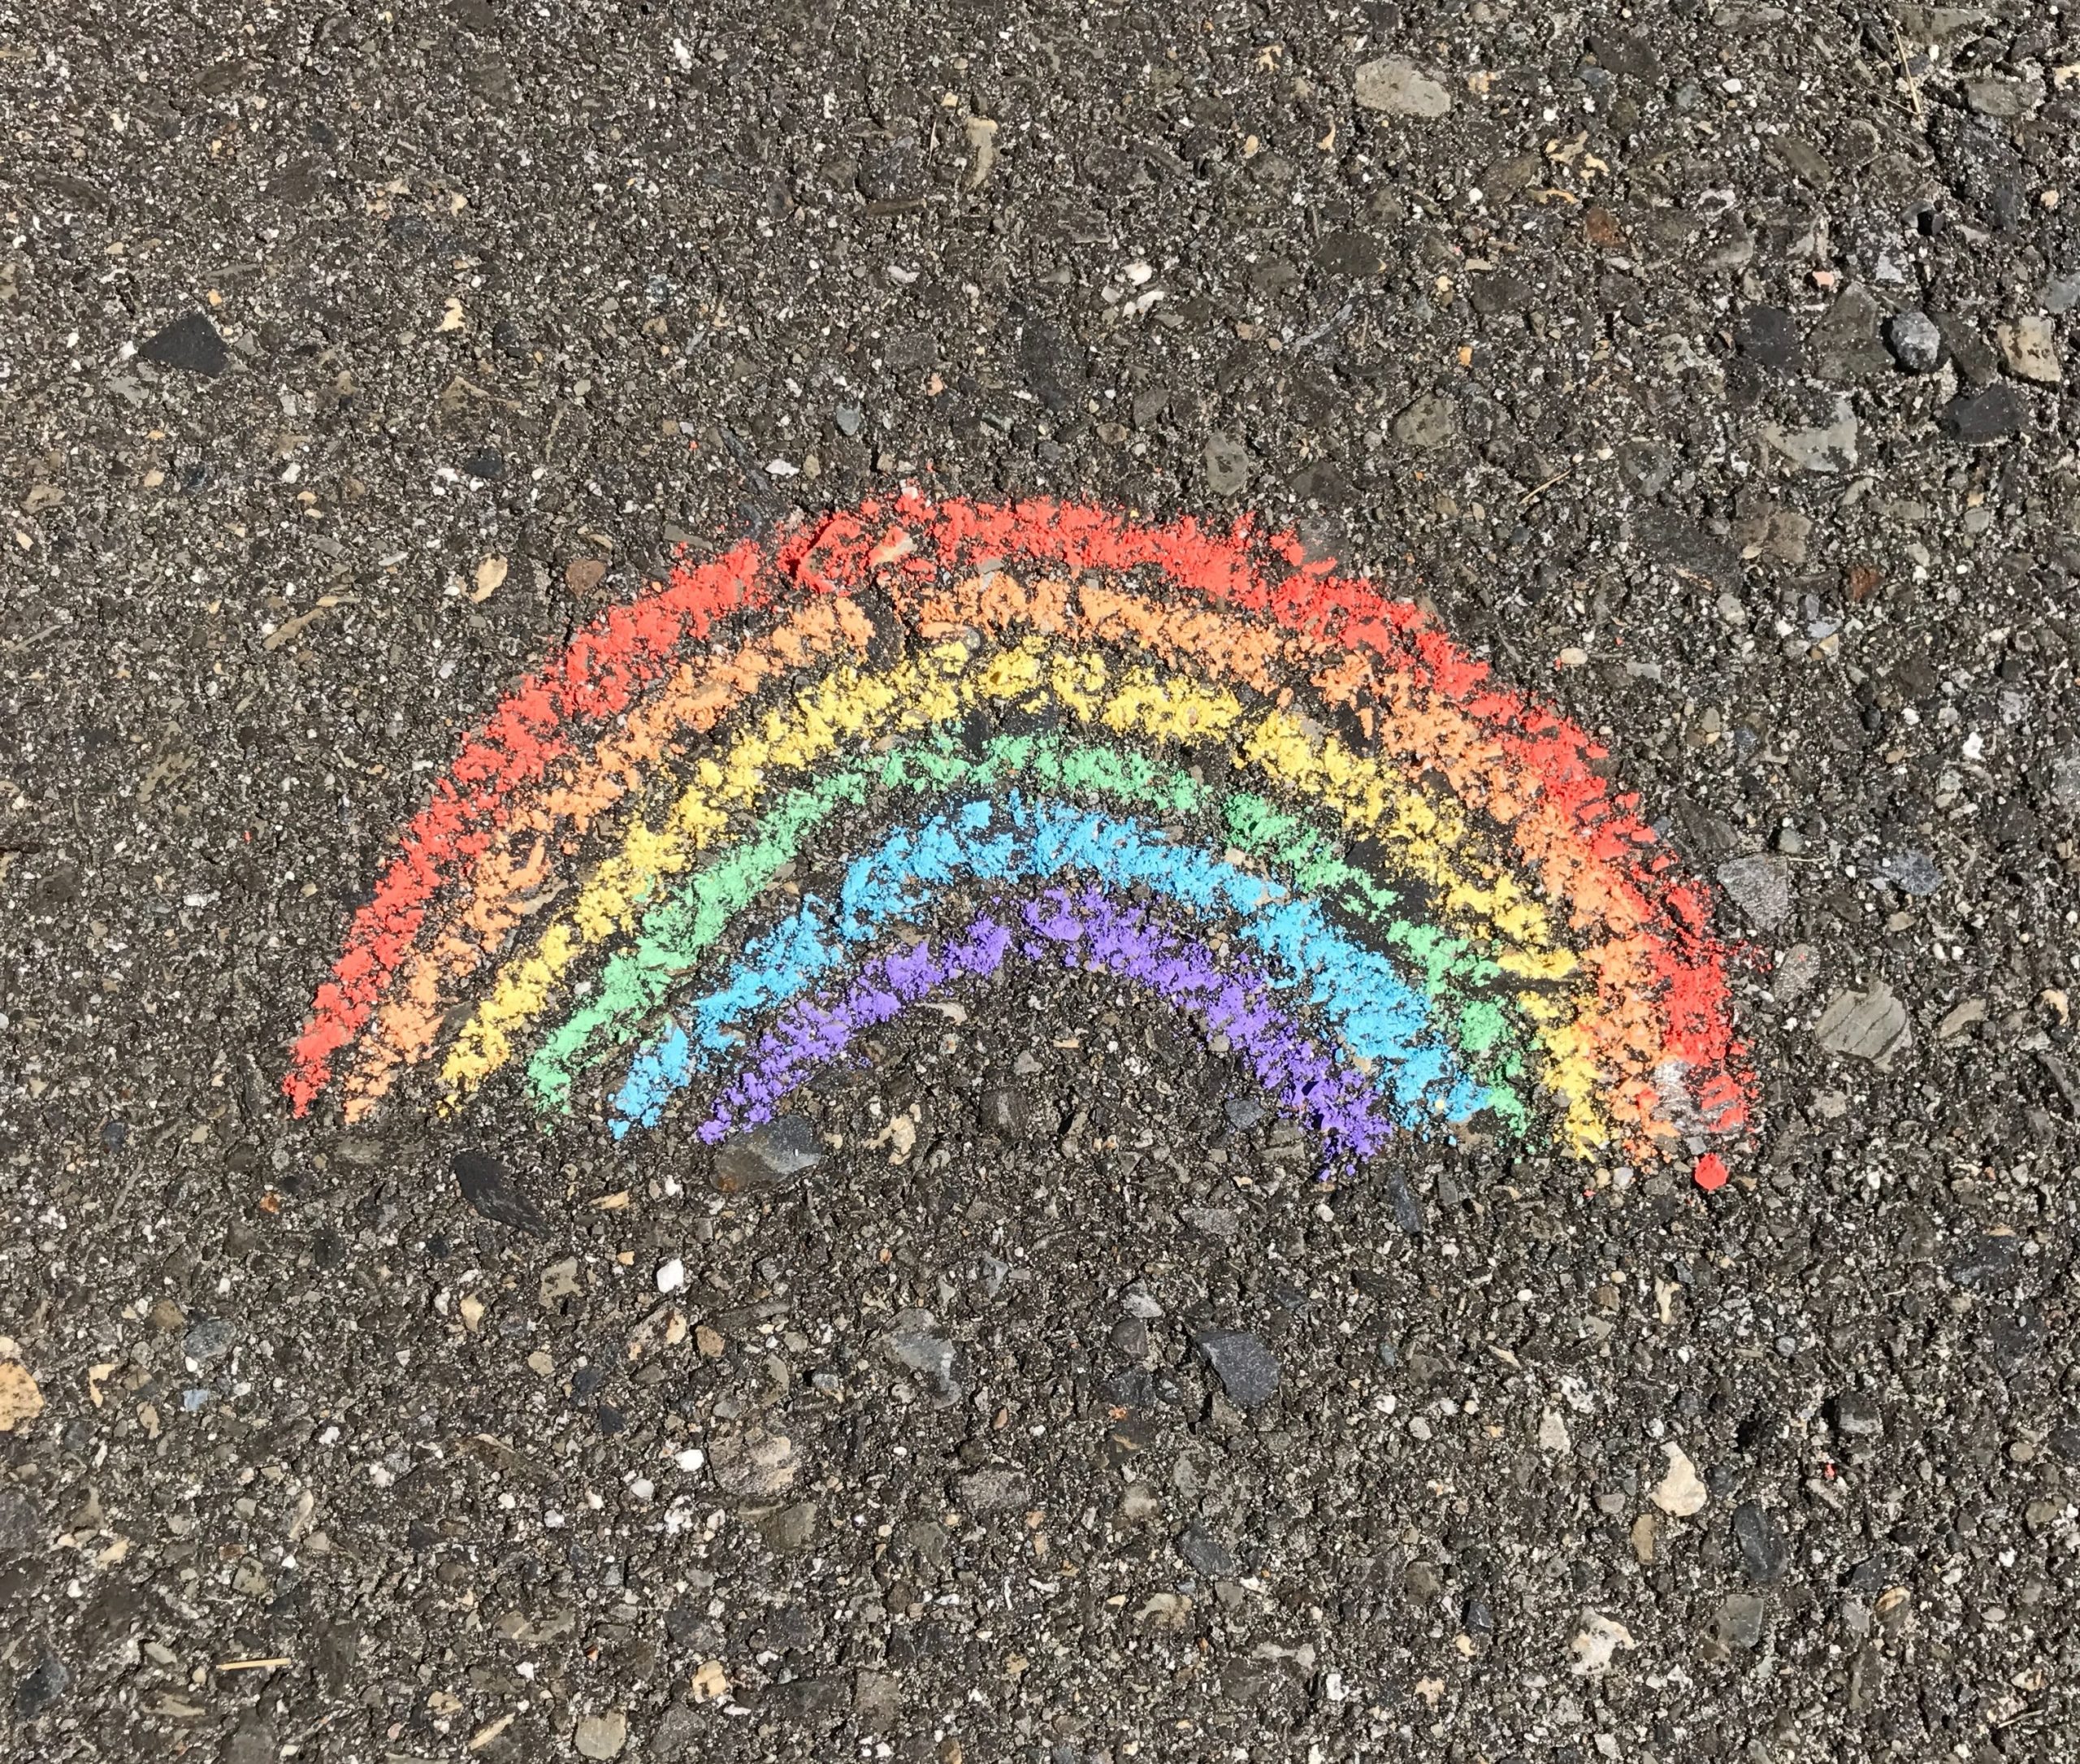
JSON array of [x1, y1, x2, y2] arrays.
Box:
[[745, 1500, 818, 1554], [223, 1716, 279, 1764], [1175, 1523, 1240, 1580], [1391, 392, 1459, 449], [139, 310, 228, 378], [1814, 982, 1912, 1062], [1731, 1502, 1788, 1584], [1714, 1592, 1767, 1650], [1760, 397, 1858, 473], [0, 1488, 39, 1554], [713, 1115, 824, 1190], [1179, 1203, 1239, 1241], [1204, 430, 1250, 497], [1353, 57, 1452, 118], [1809, 284, 1892, 383], [1878, 850, 1944, 896], [1194, 1330, 1282, 1409], [183, 1318, 237, 1367], [955, 1468, 1030, 1514], [880, 1308, 964, 1406], [1716, 854, 1791, 929], [1939, 384, 2029, 444]]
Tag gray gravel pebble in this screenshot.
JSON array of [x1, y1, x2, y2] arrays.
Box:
[[1815, 982, 1913, 1063], [1886, 310, 1944, 374], [1175, 1523, 1240, 1580], [713, 1115, 824, 1190], [1878, 849, 1945, 896], [180, 1318, 236, 1368], [1202, 429, 1250, 497], [0, 1488, 42, 1554], [1352, 56, 1452, 119], [14, 1656, 70, 1719], [1193, 1329, 1282, 1410], [880, 1309, 964, 1407], [1714, 1593, 1767, 1651], [1731, 1500, 1789, 1584], [1716, 854, 1792, 930]]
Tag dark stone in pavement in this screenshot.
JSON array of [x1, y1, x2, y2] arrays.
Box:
[[1468, 274, 1529, 316], [1937, 384, 2029, 443], [1731, 1501, 1788, 1582], [713, 1115, 824, 1190], [139, 310, 228, 377], [1832, 1389, 1885, 1437], [1809, 285, 1892, 383], [223, 1714, 278, 1764], [1989, 1307, 2044, 1375], [1932, 312, 2000, 386], [978, 1085, 1032, 1140], [1715, 1593, 1766, 1650], [0, 1489, 40, 1554], [453, 1149, 548, 1235], [1315, 230, 1384, 278], [182, 1318, 237, 1367], [1194, 1329, 1281, 1408], [1948, 1233, 2022, 1293], [15, 1655, 69, 1718], [1176, 1523, 1239, 1580], [1736, 306, 1804, 374]]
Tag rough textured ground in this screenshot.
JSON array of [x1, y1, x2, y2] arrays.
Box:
[[5, 2, 2080, 1761]]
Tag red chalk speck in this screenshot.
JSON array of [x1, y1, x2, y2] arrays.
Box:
[[1693, 1153, 1729, 1193]]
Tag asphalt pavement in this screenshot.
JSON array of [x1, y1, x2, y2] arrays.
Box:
[[3, 4, 2079, 1761]]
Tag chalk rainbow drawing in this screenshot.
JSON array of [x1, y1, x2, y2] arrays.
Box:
[[286, 492, 1753, 1185]]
